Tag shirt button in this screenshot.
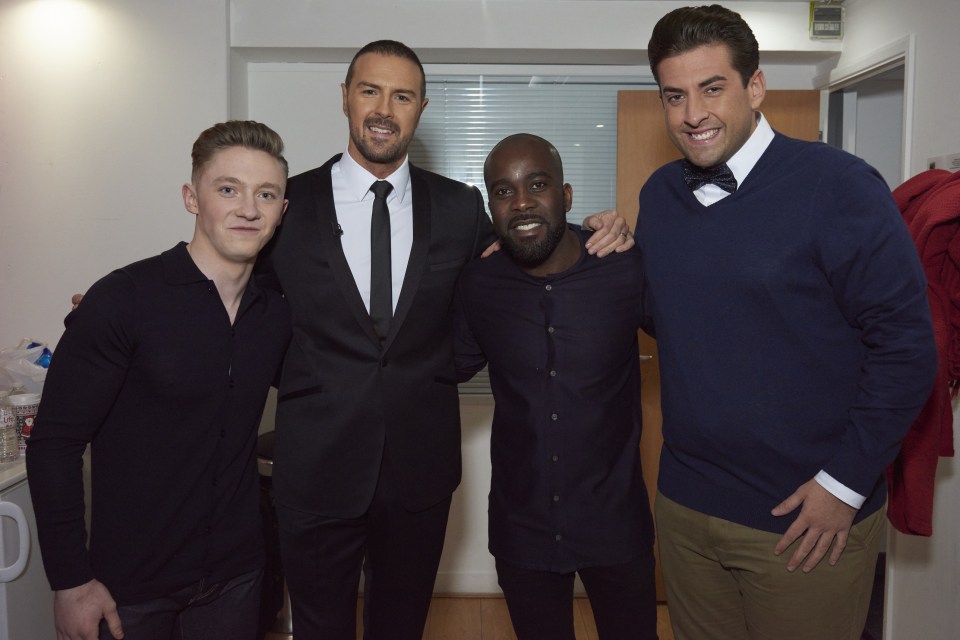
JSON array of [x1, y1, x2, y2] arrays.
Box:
[[545, 284, 552, 291], [555, 534, 562, 542], [551, 413, 558, 421], [547, 326, 555, 334], [551, 454, 559, 462], [549, 370, 557, 377], [553, 495, 560, 502]]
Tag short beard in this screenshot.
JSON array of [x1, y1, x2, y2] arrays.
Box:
[[352, 116, 408, 166], [499, 219, 566, 269]]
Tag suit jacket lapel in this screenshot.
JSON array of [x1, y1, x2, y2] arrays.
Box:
[[313, 155, 383, 347], [384, 165, 431, 352]]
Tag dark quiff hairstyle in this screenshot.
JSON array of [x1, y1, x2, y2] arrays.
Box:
[[344, 40, 427, 100], [191, 120, 289, 184], [647, 4, 760, 88]]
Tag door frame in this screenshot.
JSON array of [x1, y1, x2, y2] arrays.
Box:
[[816, 34, 915, 183]]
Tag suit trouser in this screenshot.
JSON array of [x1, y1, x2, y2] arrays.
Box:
[[276, 461, 451, 640], [655, 492, 884, 640]]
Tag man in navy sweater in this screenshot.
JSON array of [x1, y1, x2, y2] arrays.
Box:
[[638, 6, 937, 640]]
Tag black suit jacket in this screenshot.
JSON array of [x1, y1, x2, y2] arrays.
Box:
[[257, 155, 494, 518]]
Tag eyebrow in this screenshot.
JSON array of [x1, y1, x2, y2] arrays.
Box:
[[357, 80, 417, 97], [523, 170, 553, 182], [661, 74, 729, 94], [488, 170, 552, 186], [211, 176, 242, 185], [211, 176, 283, 191]]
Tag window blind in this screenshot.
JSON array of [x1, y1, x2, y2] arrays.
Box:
[[408, 76, 654, 395]]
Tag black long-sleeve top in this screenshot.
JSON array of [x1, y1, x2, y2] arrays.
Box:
[[454, 227, 654, 572], [27, 243, 291, 604]]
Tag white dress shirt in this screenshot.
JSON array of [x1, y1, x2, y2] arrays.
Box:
[[332, 149, 414, 314]]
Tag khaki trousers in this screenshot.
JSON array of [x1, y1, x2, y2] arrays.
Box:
[[656, 492, 884, 640]]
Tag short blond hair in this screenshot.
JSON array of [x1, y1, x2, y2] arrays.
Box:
[[191, 120, 288, 184]]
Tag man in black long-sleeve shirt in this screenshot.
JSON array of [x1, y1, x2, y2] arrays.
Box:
[[27, 121, 291, 640], [454, 134, 658, 640]]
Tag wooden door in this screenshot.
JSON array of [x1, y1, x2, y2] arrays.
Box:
[[617, 90, 821, 600]]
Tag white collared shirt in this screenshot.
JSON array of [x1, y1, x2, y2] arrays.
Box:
[[332, 149, 414, 314]]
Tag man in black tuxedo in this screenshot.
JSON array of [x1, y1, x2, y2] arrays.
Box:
[[257, 40, 632, 639]]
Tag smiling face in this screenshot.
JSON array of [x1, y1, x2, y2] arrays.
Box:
[[485, 135, 576, 275], [657, 43, 765, 169], [183, 145, 288, 269], [342, 52, 428, 178]]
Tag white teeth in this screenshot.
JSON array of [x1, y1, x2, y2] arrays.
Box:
[[370, 126, 392, 134], [691, 129, 719, 141], [515, 222, 540, 231]]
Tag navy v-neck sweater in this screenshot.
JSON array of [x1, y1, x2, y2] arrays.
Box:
[[638, 133, 937, 533]]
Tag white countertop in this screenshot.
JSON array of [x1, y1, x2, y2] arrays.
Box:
[[0, 458, 27, 492]]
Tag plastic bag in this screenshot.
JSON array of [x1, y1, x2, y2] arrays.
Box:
[[0, 340, 50, 394]]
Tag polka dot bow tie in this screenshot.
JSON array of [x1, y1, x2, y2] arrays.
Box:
[[682, 160, 738, 194]]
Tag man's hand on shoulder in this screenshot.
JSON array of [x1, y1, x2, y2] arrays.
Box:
[[771, 478, 858, 573], [583, 210, 635, 257], [54, 579, 124, 640], [71, 293, 84, 311], [480, 240, 501, 258]]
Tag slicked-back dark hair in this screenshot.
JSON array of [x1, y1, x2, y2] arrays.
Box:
[[345, 40, 427, 99], [191, 120, 288, 184], [648, 4, 759, 88]]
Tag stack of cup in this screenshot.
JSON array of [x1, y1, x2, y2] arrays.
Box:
[[6, 392, 41, 458], [0, 392, 19, 463]]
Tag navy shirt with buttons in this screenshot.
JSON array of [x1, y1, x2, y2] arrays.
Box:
[[454, 227, 654, 573], [27, 243, 291, 605]]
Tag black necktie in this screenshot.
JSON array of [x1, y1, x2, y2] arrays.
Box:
[[369, 180, 393, 342], [682, 160, 738, 194]]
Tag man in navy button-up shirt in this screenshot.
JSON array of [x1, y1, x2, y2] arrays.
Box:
[[454, 134, 658, 640]]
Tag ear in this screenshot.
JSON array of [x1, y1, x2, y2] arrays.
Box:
[[279, 199, 289, 223], [341, 83, 349, 117], [420, 96, 429, 115], [563, 183, 573, 213], [182, 183, 199, 215], [748, 69, 766, 110]]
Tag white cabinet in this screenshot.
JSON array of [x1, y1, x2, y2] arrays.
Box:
[[1, 462, 55, 640]]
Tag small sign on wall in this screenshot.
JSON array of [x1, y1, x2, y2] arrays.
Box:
[[927, 153, 960, 173], [810, 2, 843, 40]]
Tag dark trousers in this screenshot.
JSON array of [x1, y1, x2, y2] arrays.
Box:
[[99, 568, 262, 640], [496, 550, 658, 640], [277, 464, 452, 640]]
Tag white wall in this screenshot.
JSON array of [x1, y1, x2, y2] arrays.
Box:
[[838, 2, 960, 638], [854, 77, 904, 188], [0, 0, 230, 349]]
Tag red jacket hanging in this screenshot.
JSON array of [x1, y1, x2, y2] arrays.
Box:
[[886, 168, 960, 536]]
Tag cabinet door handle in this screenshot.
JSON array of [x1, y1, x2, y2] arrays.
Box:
[[0, 500, 29, 582]]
